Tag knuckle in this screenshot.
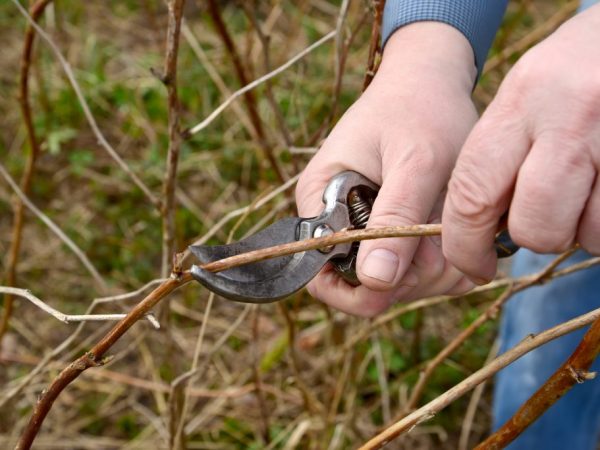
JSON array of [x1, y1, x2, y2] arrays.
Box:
[[505, 51, 540, 91], [407, 145, 440, 173], [447, 166, 497, 223]]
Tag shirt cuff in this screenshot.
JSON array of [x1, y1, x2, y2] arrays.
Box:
[[382, 1, 508, 78]]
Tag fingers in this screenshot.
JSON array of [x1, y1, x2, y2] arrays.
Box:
[[356, 147, 452, 290], [509, 132, 595, 253], [443, 108, 530, 283], [306, 266, 398, 317], [577, 174, 600, 253]]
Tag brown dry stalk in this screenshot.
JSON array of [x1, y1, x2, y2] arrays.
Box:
[[0, 0, 52, 344], [15, 272, 193, 450], [199, 223, 441, 273], [160, 0, 185, 279], [476, 318, 600, 449], [362, 0, 385, 90], [206, 0, 286, 183], [310, 0, 370, 145]]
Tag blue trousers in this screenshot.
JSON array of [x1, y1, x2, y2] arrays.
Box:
[[493, 250, 600, 449]]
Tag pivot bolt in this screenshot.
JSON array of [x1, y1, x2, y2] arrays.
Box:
[[313, 224, 334, 253]]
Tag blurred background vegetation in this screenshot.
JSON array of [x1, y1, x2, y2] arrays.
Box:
[[0, 0, 578, 448]]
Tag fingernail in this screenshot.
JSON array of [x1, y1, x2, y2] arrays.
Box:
[[362, 249, 398, 283]]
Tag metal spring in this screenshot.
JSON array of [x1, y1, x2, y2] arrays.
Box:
[[348, 188, 374, 229]]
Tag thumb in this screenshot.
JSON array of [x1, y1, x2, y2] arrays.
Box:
[[356, 151, 449, 291]]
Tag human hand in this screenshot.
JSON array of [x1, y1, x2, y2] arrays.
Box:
[[443, 4, 600, 284], [296, 23, 479, 316]]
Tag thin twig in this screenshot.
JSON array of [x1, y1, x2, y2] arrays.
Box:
[[362, 0, 385, 90], [0, 287, 159, 328], [0, 163, 107, 291], [10, 0, 160, 207], [181, 21, 256, 139], [199, 224, 441, 273], [160, 0, 185, 279], [93, 279, 167, 304], [242, 2, 293, 148], [358, 306, 600, 449], [342, 252, 597, 356], [476, 319, 600, 448], [205, 0, 285, 182], [1, 0, 52, 344], [187, 30, 336, 136]]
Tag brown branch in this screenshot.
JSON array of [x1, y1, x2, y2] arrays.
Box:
[[206, 0, 286, 183], [309, 1, 370, 145], [358, 304, 600, 450], [476, 319, 600, 449], [1, 0, 52, 344], [15, 272, 193, 450], [199, 223, 442, 273], [241, 2, 293, 148], [160, 0, 185, 280], [362, 0, 385, 91], [186, 31, 336, 137]]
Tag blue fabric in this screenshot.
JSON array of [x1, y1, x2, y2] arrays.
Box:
[[381, 0, 509, 77], [493, 250, 600, 449]]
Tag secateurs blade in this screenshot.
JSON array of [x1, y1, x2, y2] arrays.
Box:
[[188, 171, 519, 304]]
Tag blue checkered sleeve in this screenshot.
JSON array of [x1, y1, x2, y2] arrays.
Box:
[[382, 1, 509, 77]]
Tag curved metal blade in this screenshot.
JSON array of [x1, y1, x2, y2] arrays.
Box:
[[189, 218, 331, 303]]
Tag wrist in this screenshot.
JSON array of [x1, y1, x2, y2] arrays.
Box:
[[376, 22, 477, 95]]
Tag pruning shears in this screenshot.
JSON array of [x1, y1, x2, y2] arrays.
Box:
[[189, 171, 519, 303]]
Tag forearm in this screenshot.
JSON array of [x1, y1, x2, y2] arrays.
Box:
[[382, 0, 509, 78]]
